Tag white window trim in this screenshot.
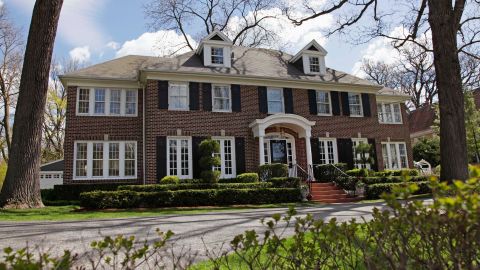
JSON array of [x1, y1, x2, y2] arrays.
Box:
[[75, 87, 138, 117], [377, 102, 403, 124], [381, 142, 408, 169], [73, 141, 137, 180], [168, 82, 190, 111], [352, 138, 371, 169], [166, 136, 193, 179], [212, 136, 236, 178], [267, 87, 284, 114], [309, 56, 321, 74], [210, 46, 225, 66], [348, 92, 364, 117], [318, 138, 338, 164], [211, 84, 232, 113], [316, 90, 332, 116]]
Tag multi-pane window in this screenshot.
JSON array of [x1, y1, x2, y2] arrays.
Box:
[[211, 47, 224, 64], [212, 85, 231, 112], [348, 93, 363, 116], [382, 142, 408, 169], [74, 141, 137, 179], [377, 102, 402, 124], [267, 88, 284, 113], [168, 82, 189, 110], [76, 88, 137, 116], [309, 56, 320, 73], [78, 89, 90, 114], [352, 138, 371, 169], [167, 137, 192, 179], [263, 138, 295, 167], [318, 138, 338, 164], [316, 91, 331, 115], [213, 137, 236, 178]]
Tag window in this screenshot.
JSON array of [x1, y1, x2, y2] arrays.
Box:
[[212, 85, 231, 112], [309, 56, 320, 73], [316, 91, 331, 115], [76, 88, 138, 116], [167, 137, 192, 179], [348, 93, 363, 116], [352, 138, 371, 169], [377, 103, 402, 124], [267, 88, 284, 113], [213, 137, 236, 178], [74, 141, 137, 179], [318, 138, 338, 164], [168, 82, 189, 110], [382, 142, 408, 169], [77, 89, 90, 114], [211, 47, 224, 64]]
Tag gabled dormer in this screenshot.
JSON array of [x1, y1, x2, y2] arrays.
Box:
[[290, 40, 328, 75], [195, 30, 233, 68]]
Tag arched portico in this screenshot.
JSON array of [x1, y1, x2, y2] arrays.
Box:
[[249, 114, 316, 169]]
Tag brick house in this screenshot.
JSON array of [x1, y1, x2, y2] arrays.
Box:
[[60, 31, 412, 185]]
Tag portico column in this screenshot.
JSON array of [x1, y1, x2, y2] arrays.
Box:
[[259, 136, 265, 165], [305, 136, 313, 169]]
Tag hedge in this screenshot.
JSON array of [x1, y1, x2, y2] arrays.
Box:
[[373, 169, 419, 177], [361, 176, 429, 185], [266, 177, 300, 188], [313, 163, 347, 182], [118, 182, 273, 192], [258, 163, 288, 181], [80, 188, 302, 209], [47, 184, 123, 201], [365, 181, 431, 199]]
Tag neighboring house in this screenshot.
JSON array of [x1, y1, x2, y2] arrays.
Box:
[[40, 159, 64, 189], [59, 30, 412, 185]]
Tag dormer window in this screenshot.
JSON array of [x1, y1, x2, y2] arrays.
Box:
[[309, 56, 320, 73], [211, 47, 224, 65]]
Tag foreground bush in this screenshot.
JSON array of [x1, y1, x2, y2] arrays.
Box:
[[118, 182, 272, 192], [365, 181, 431, 199]]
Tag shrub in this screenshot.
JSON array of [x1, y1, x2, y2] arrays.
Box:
[[235, 173, 259, 183], [160, 175, 180, 185], [49, 184, 123, 201], [313, 163, 347, 182], [374, 169, 419, 177], [267, 177, 300, 188], [345, 168, 369, 177], [258, 163, 288, 181], [118, 182, 273, 192], [361, 176, 428, 185], [364, 181, 431, 199], [198, 139, 221, 183], [334, 176, 360, 192]]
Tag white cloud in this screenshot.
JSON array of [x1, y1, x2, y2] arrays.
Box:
[[116, 30, 197, 58], [106, 41, 119, 50], [69, 46, 91, 63], [0, 0, 4, 8]]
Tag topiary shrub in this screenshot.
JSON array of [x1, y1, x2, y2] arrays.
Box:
[[198, 139, 221, 183], [236, 173, 259, 183], [160, 175, 180, 185], [258, 163, 288, 181]]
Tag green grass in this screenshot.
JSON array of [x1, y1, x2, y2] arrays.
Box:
[[0, 202, 321, 222]]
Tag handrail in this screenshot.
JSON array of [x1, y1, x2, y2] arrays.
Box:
[[292, 163, 315, 200]]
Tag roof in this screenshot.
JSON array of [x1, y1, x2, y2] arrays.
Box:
[[408, 105, 436, 134], [40, 160, 64, 172]]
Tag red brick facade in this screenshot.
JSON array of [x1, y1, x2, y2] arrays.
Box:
[[64, 80, 413, 184]]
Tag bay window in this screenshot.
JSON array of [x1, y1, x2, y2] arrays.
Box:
[[348, 93, 363, 116], [316, 90, 331, 115], [212, 137, 236, 178], [382, 142, 408, 169], [76, 88, 138, 116], [318, 138, 338, 164], [267, 88, 284, 113], [212, 85, 231, 112], [377, 102, 402, 124], [167, 137, 192, 179], [168, 82, 189, 110]]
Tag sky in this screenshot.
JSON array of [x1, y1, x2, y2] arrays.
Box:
[[4, 0, 398, 76]]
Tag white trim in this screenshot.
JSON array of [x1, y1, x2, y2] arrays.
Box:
[[211, 84, 232, 112], [40, 159, 63, 168], [381, 141, 408, 169], [212, 136, 236, 178], [262, 132, 297, 167], [168, 81, 190, 111], [348, 92, 364, 117], [249, 113, 315, 138], [290, 40, 328, 63], [166, 136, 193, 179], [316, 90, 333, 116], [377, 102, 403, 124], [75, 87, 138, 117], [318, 137, 338, 164]]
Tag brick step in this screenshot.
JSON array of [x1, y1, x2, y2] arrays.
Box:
[[311, 185, 343, 191], [311, 194, 348, 200], [311, 190, 345, 196], [310, 182, 335, 187], [311, 197, 361, 203]]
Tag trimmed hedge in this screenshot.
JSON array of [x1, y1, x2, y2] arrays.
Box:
[[118, 182, 273, 192], [160, 175, 180, 185], [258, 163, 288, 181], [313, 163, 347, 182], [236, 173, 259, 183], [365, 181, 431, 199], [80, 188, 302, 209], [373, 169, 419, 177], [267, 177, 300, 188], [49, 184, 123, 201], [361, 176, 429, 185], [345, 168, 370, 177]]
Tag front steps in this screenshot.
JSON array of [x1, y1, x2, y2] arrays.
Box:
[[310, 182, 361, 203]]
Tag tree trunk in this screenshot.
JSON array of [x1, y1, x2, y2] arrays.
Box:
[[427, 0, 469, 181], [0, 0, 63, 208]]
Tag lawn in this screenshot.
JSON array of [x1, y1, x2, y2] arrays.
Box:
[[0, 202, 320, 222]]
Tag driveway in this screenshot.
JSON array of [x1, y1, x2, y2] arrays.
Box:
[[0, 202, 387, 263]]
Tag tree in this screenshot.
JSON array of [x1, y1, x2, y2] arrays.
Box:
[[413, 137, 440, 167], [464, 91, 480, 163], [0, 5, 23, 162], [354, 142, 374, 169], [0, 0, 64, 208], [144, 0, 280, 51], [284, 0, 480, 181]]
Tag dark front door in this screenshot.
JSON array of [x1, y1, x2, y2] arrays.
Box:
[[270, 140, 287, 164]]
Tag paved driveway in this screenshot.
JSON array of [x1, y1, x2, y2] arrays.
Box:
[[0, 202, 387, 263]]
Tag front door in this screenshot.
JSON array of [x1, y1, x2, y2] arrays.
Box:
[[270, 140, 287, 164]]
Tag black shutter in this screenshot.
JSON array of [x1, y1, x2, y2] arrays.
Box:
[[156, 136, 167, 181], [202, 83, 212, 111], [331, 91, 341, 115], [341, 92, 350, 116], [158, 80, 169, 109], [310, 137, 320, 165], [368, 138, 378, 171], [192, 136, 207, 179], [283, 88, 294, 114], [189, 82, 199, 110], [235, 137, 246, 175], [231, 84, 241, 112], [361, 93, 371, 117], [308, 90, 317, 115], [337, 138, 354, 169], [258, 86, 268, 113]]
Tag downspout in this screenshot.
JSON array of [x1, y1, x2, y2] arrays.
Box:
[[142, 82, 146, 185]]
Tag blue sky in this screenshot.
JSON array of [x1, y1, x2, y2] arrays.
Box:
[[5, 0, 394, 75]]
